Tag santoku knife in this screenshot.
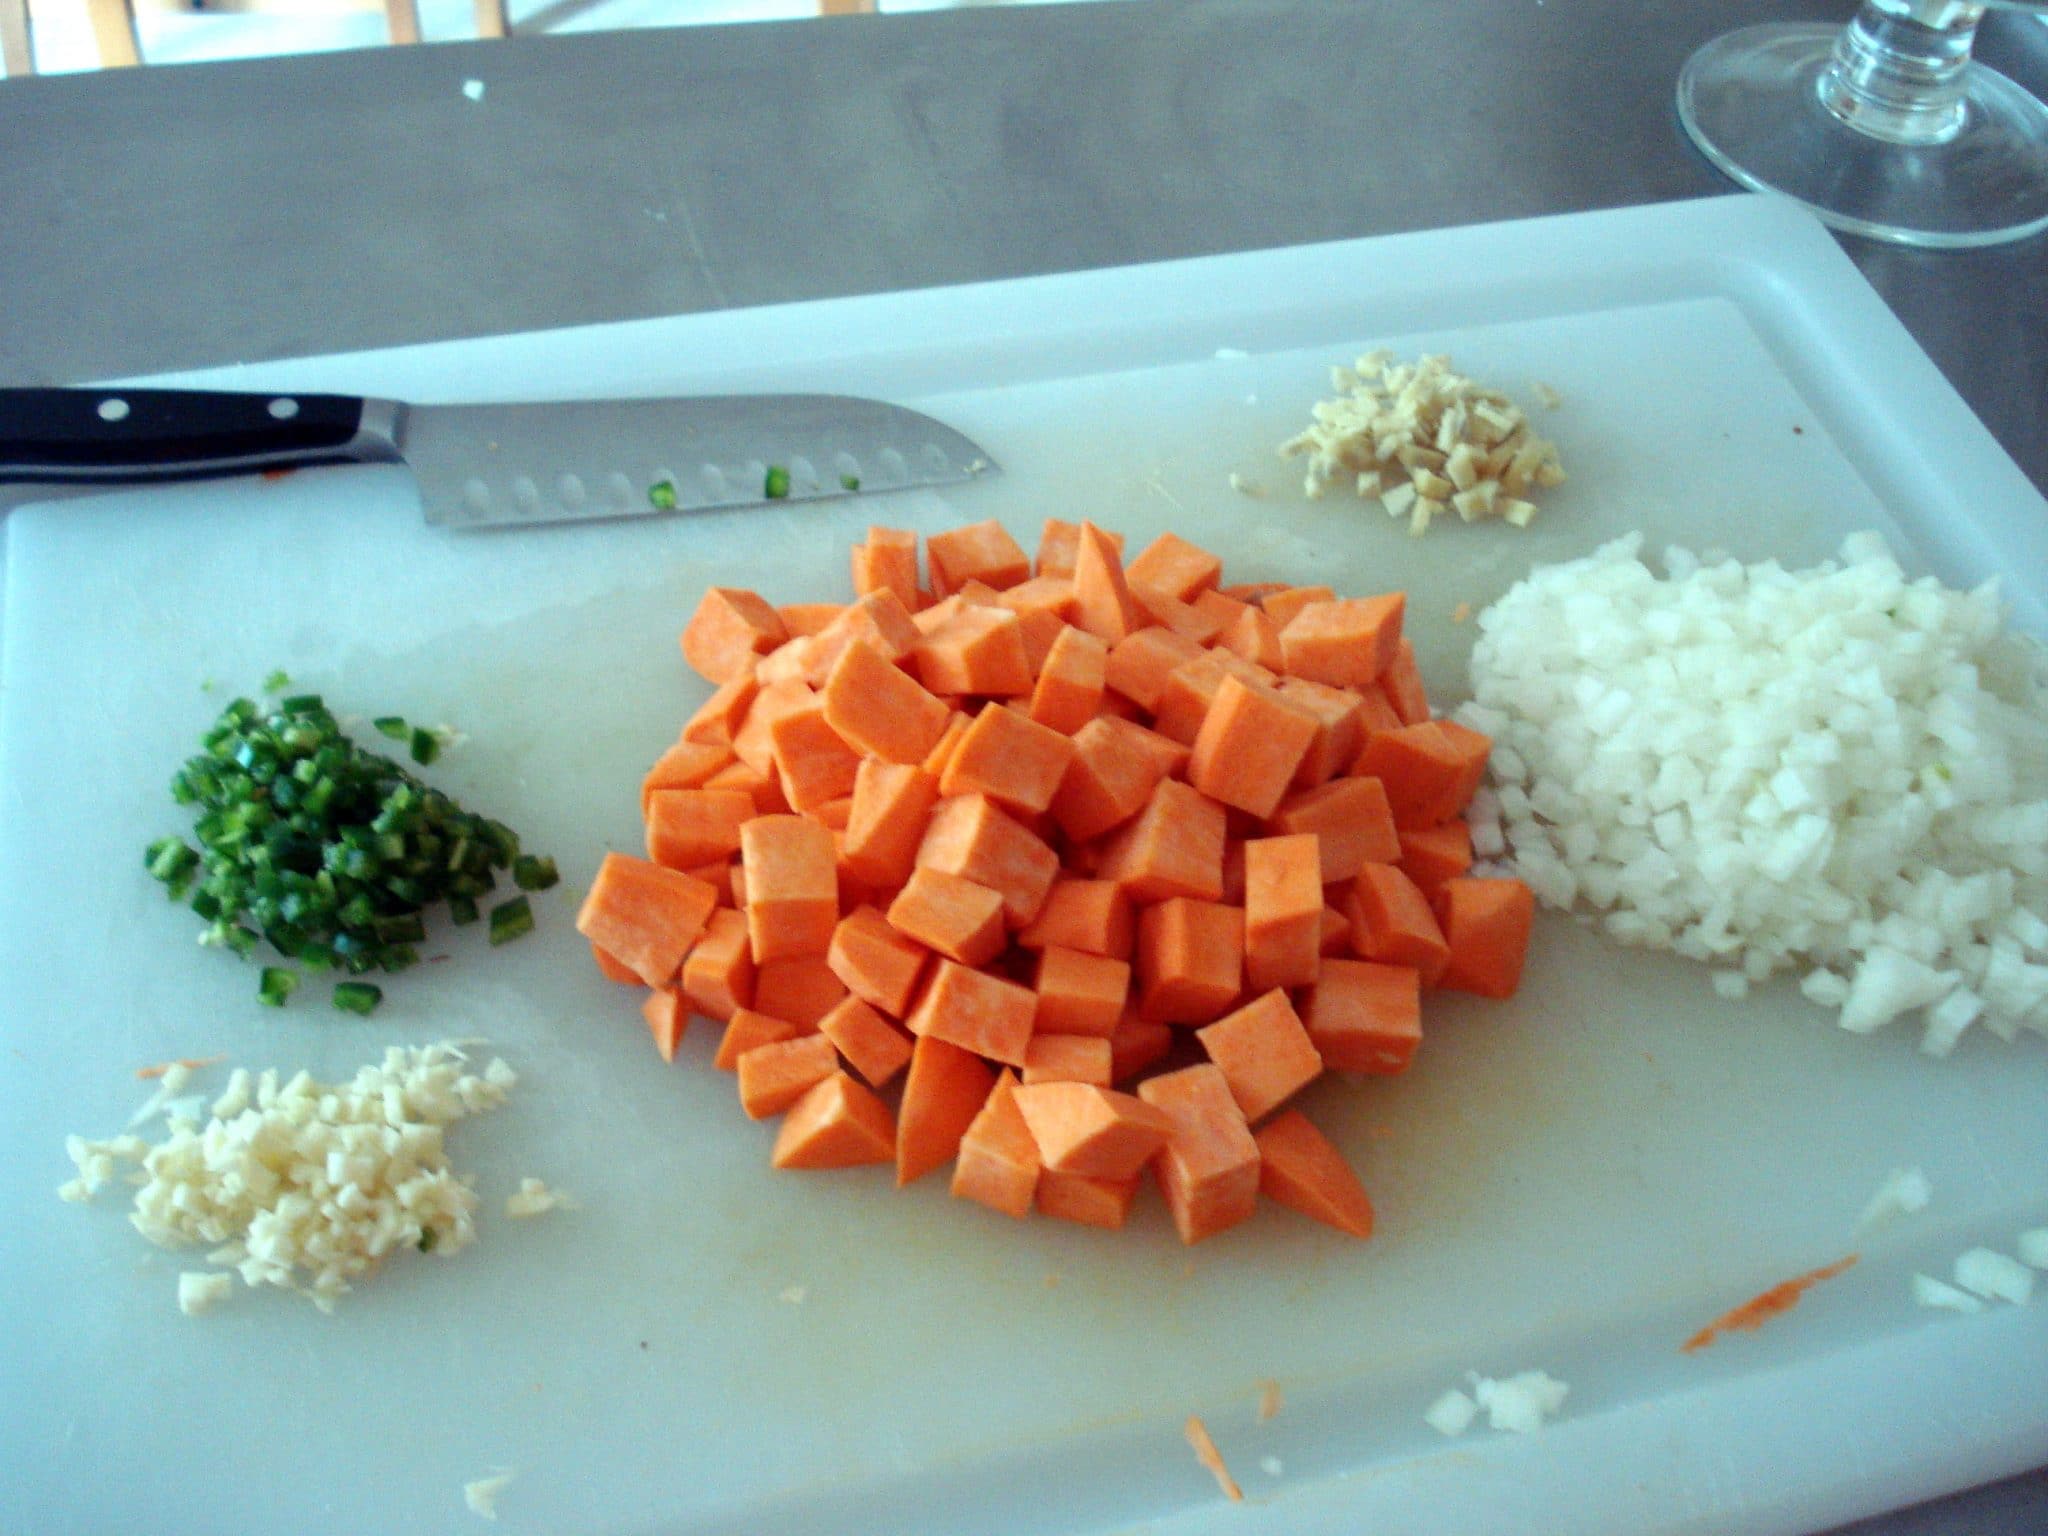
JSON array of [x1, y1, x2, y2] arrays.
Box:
[[0, 386, 997, 529]]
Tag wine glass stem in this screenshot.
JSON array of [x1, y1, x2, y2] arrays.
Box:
[[1818, 0, 1989, 145]]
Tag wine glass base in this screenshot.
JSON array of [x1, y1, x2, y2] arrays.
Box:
[[1678, 23, 2048, 249]]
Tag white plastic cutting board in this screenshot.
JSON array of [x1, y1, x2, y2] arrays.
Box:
[[2, 196, 2044, 1536]]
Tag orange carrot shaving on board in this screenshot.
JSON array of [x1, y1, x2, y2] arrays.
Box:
[[1681, 1254, 1860, 1353], [1183, 1414, 1243, 1502], [134, 1055, 226, 1080]]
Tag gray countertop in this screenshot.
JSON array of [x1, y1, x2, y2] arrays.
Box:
[[1, 2, 2043, 1531]]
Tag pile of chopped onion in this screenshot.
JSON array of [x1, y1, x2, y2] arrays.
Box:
[[1460, 533, 2048, 1054]]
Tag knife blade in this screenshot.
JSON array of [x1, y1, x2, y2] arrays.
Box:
[[0, 386, 997, 529]]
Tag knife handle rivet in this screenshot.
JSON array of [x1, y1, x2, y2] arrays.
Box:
[[267, 397, 300, 421], [96, 397, 130, 423]]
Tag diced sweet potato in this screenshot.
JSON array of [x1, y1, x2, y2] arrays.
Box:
[[896, 1035, 997, 1186], [942, 701, 1079, 816], [751, 955, 849, 1027], [1302, 958, 1422, 1074], [1138, 1063, 1261, 1244], [1434, 877, 1536, 998], [816, 993, 916, 1089], [737, 1031, 841, 1119], [1021, 1033, 1115, 1086], [1187, 674, 1320, 820], [1277, 595, 1404, 689], [1196, 989, 1323, 1122], [1135, 896, 1243, 1024], [916, 793, 1060, 928], [1125, 531, 1223, 603], [645, 787, 755, 871], [682, 906, 757, 1022], [841, 758, 940, 891], [1070, 520, 1141, 643], [821, 638, 951, 766], [1271, 776, 1400, 884], [1346, 863, 1450, 985], [741, 815, 839, 962], [904, 959, 1038, 1067], [1036, 1168, 1141, 1230], [1028, 624, 1109, 735], [1242, 834, 1324, 992], [887, 867, 1007, 967], [1011, 1082, 1175, 1179], [928, 519, 1031, 597], [1033, 945, 1131, 1038], [771, 1072, 896, 1170], [826, 905, 930, 1018], [1096, 777, 1227, 904], [950, 1069, 1041, 1218], [1015, 877, 1135, 959], [1255, 1109, 1374, 1238], [682, 587, 787, 684], [575, 852, 719, 989]]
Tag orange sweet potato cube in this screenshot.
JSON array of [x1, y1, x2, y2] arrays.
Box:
[[1050, 716, 1172, 844], [912, 605, 1035, 697], [1105, 627, 1206, 714], [1137, 1063, 1260, 1244], [1032, 945, 1131, 1038], [751, 955, 849, 1027], [574, 852, 719, 989], [737, 1031, 841, 1119], [1186, 673, 1320, 820], [1278, 594, 1404, 689], [1275, 677, 1366, 789], [886, 867, 1007, 967], [1125, 530, 1223, 603], [826, 904, 931, 1018], [816, 993, 916, 1089], [916, 793, 1060, 928], [740, 815, 839, 963], [950, 1069, 1041, 1218], [851, 526, 921, 612], [1302, 958, 1422, 1074], [1271, 776, 1400, 883], [1346, 863, 1450, 985], [644, 787, 755, 871], [681, 587, 787, 684], [1096, 777, 1227, 904], [1011, 1081, 1174, 1180], [1028, 623, 1108, 736], [904, 959, 1038, 1068], [841, 758, 940, 892], [821, 638, 951, 766], [927, 519, 1031, 597], [1070, 520, 1141, 643], [1255, 1108, 1375, 1239], [1242, 834, 1324, 992], [1015, 877, 1135, 959], [1020, 1033, 1115, 1087], [681, 906, 757, 1022], [1196, 988, 1323, 1122], [1135, 896, 1244, 1024], [941, 701, 1079, 816], [767, 699, 862, 814], [771, 1072, 897, 1170], [1037, 1168, 1141, 1230]]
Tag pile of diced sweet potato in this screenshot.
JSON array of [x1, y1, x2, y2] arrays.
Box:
[[576, 518, 1534, 1243]]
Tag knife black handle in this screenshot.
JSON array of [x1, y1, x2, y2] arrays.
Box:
[[0, 386, 404, 484]]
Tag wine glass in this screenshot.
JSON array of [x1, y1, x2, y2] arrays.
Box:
[[1678, 1, 2048, 247]]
